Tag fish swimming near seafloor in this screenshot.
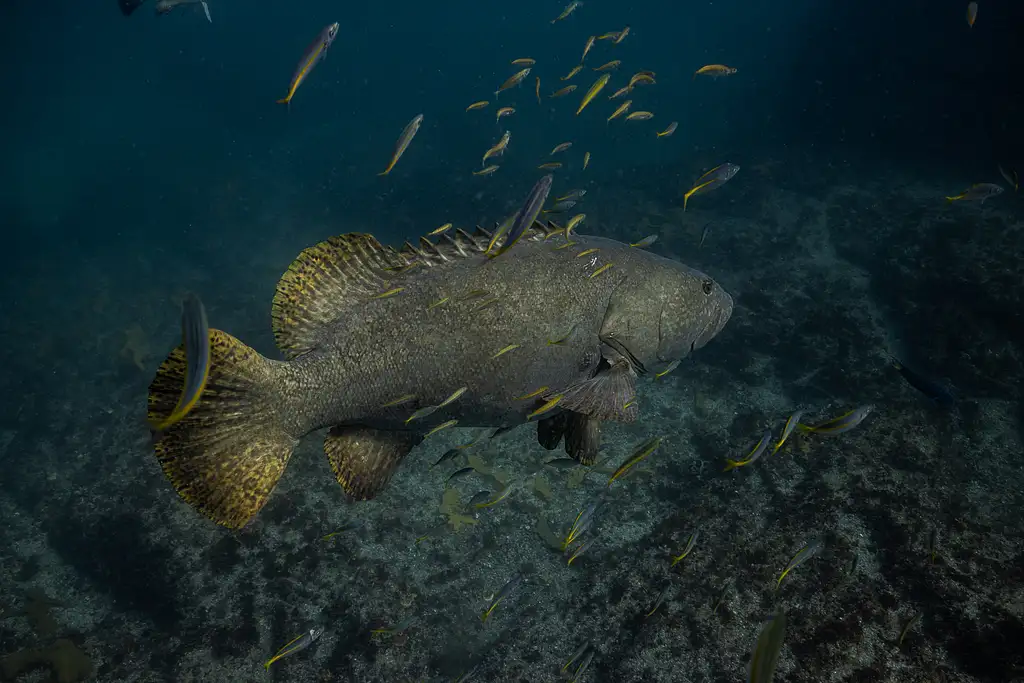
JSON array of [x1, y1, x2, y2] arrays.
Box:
[[147, 221, 733, 529], [155, 0, 211, 22]]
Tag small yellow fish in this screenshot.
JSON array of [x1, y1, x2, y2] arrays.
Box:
[[608, 85, 632, 100], [967, 1, 978, 27], [581, 35, 596, 63], [512, 58, 536, 66], [424, 419, 459, 438], [550, 85, 578, 98], [628, 72, 656, 88], [527, 395, 563, 419], [608, 100, 632, 122], [625, 111, 653, 121], [381, 393, 416, 408], [374, 287, 403, 299], [514, 386, 549, 401], [565, 214, 586, 236], [630, 234, 658, 248], [428, 223, 453, 236], [482, 131, 511, 165], [466, 100, 489, 111], [492, 344, 520, 359], [607, 437, 662, 486], [694, 64, 737, 79], [613, 26, 630, 44], [551, 0, 582, 23], [378, 113, 424, 176], [657, 121, 678, 137], [473, 165, 500, 176], [535, 76, 541, 104], [590, 262, 613, 278], [583, 151, 591, 169], [538, 162, 563, 170], [436, 386, 468, 409], [496, 106, 515, 122], [577, 74, 610, 115], [562, 65, 583, 81], [550, 142, 573, 155], [496, 68, 531, 96], [593, 60, 621, 72], [576, 247, 599, 258]]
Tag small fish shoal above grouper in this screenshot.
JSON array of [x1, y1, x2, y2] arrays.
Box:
[[147, 221, 733, 529]]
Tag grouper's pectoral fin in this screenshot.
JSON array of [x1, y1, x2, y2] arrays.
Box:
[[548, 359, 639, 423], [537, 412, 569, 450], [564, 413, 601, 465], [325, 427, 422, 500]]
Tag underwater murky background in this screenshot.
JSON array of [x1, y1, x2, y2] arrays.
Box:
[[2, 1, 1024, 681]]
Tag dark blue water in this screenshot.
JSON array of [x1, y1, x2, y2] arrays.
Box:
[[1, 1, 1023, 681]]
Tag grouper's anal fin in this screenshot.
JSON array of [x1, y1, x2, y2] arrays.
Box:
[[325, 427, 422, 500], [271, 234, 406, 359], [537, 412, 569, 450], [547, 359, 638, 423]]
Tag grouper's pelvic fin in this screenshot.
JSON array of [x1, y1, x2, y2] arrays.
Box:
[[148, 329, 297, 529], [537, 412, 601, 465], [325, 427, 423, 499]]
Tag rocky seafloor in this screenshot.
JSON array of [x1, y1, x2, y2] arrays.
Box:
[[1, 153, 1022, 683]]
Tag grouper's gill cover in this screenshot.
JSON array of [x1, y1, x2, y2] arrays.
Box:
[[147, 222, 733, 529]]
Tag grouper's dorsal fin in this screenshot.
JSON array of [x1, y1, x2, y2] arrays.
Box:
[[272, 233, 406, 359], [398, 220, 562, 268]]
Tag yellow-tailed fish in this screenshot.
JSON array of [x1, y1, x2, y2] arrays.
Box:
[[482, 131, 511, 165], [608, 100, 632, 122], [998, 164, 1018, 192], [475, 482, 513, 508], [593, 60, 621, 72], [428, 223, 453, 236], [608, 85, 632, 100], [368, 616, 416, 636], [683, 163, 741, 211], [538, 162, 563, 170], [404, 405, 438, 424], [381, 393, 416, 408], [607, 437, 661, 485], [514, 386, 549, 401], [492, 344, 520, 359], [378, 114, 424, 176], [495, 68, 531, 96], [550, 142, 573, 155], [265, 628, 322, 669], [535, 76, 541, 104], [490, 174, 554, 257], [967, 1, 978, 27], [562, 499, 601, 549], [898, 612, 922, 645], [597, 31, 620, 41], [474, 165, 500, 176], [434, 386, 467, 409], [576, 74, 610, 115], [945, 183, 1004, 203], [550, 85, 578, 98], [776, 538, 824, 588], [723, 429, 772, 472], [645, 584, 671, 618], [654, 359, 680, 378], [581, 35, 596, 63], [657, 121, 678, 137], [694, 64, 738, 79], [565, 213, 586, 236], [547, 324, 576, 345], [625, 111, 653, 121], [148, 293, 210, 432], [427, 296, 450, 309], [512, 58, 536, 66], [424, 419, 458, 438], [527, 394, 563, 419], [480, 573, 524, 622], [798, 405, 873, 435], [276, 23, 339, 106], [748, 609, 786, 683], [583, 151, 591, 169], [374, 287, 403, 299], [562, 65, 583, 81], [551, 1, 582, 24], [466, 100, 489, 111], [590, 263, 613, 279], [556, 189, 586, 202], [496, 106, 515, 122], [670, 526, 700, 566], [562, 642, 592, 673], [613, 26, 630, 44], [630, 234, 658, 248], [772, 410, 804, 454], [576, 248, 600, 258], [629, 73, 656, 88], [566, 536, 595, 565]]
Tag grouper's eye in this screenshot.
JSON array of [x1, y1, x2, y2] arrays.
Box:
[[702, 279, 713, 295]]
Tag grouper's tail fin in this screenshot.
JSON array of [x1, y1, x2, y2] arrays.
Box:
[[148, 329, 297, 529]]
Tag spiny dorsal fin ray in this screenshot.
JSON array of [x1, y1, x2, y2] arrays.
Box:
[[271, 233, 405, 359], [399, 220, 561, 269]]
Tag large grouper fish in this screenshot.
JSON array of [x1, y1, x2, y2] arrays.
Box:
[[147, 220, 733, 529]]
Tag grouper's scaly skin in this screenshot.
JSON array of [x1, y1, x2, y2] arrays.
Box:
[[271, 234, 731, 439]]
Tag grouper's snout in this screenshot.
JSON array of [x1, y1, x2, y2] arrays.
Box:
[[694, 287, 733, 350]]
